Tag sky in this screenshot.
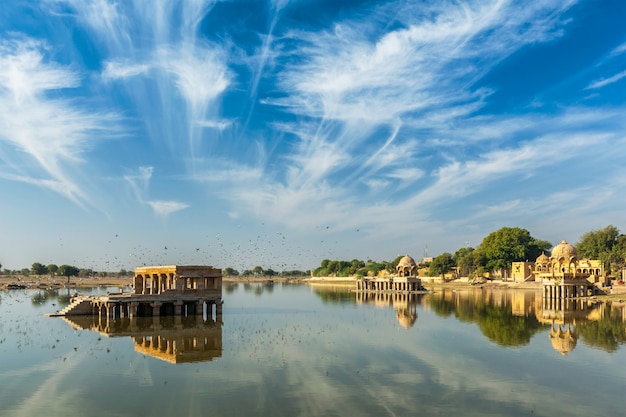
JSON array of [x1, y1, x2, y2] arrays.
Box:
[[1, 0, 625, 272]]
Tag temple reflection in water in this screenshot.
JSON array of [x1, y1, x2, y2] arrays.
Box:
[[353, 285, 625, 355], [356, 291, 422, 329], [62, 315, 222, 364]]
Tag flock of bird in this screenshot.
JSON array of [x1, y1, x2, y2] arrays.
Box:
[[48, 223, 368, 274]]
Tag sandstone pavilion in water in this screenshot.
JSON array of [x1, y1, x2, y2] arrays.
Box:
[[355, 255, 426, 293], [49, 265, 223, 320]]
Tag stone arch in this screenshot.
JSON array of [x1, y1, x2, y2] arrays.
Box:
[[160, 302, 175, 316], [136, 303, 153, 317]]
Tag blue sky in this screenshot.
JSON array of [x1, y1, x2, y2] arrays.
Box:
[[1, 0, 625, 272]]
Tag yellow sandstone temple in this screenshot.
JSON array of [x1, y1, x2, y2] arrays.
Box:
[[355, 255, 425, 293], [51, 265, 223, 319], [511, 240, 606, 298]]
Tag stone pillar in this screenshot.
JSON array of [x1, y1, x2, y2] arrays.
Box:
[[152, 301, 161, 316], [97, 304, 104, 328], [216, 300, 223, 316], [174, 301, 183, 316], [129, 302, 138, 319]]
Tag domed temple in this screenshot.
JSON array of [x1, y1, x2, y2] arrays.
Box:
[[396, 255, 418, 276], [355, 255, 425, 293], [512, 241, 606, 299]]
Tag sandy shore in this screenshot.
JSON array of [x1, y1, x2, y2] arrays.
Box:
[[0, 275, 133, 289]]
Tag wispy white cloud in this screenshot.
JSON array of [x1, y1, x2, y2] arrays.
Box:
[[102, 60, 151, 80], [0, 37, 118, 207], [51, 0, 230, 163], [123, 166, 153, 201], [275, 0, 574, 123], [124, 166, 188, 218], [609, 41, 626, 57], [146, 200, 189, 218], [156, 44, 230, 117], [585, 70, 626, 90], [195, 119, 232, 131], [210, 0, 582, 234]]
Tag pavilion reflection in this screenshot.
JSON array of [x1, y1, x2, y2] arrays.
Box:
[[421, 288, 626, 354], [62, 315, 222, 364], [536, 298, 602, 356], [356, 291, 422, 329]]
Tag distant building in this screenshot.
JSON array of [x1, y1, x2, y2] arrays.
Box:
[[511, 240, 605, 298], [356, 255, 425, 293], [511, 241, 605, 283]]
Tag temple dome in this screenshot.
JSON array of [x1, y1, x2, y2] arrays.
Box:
[[396, 255, 418, 277], [549, 325, 577, 356], [397, 255, 417, 269], [551, 240, 577, 259], [396, 309, 417, 329], [536, 252, 549, 263]]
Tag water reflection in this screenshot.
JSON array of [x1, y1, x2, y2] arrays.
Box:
[[61, 315, 222, 364], [418, 288, 626, 354], [577, 302, 626, 352], [2, 286, 626, 417], [356, 291, 421, 329], [311, 285, 356, 305], [424, 289, 545, 347], [307, 285, 626, 354]]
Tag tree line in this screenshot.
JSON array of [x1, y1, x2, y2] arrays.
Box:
[[308, 225, 626, 279], [223, 266, 308, 277], [1, 262, 133, 282]]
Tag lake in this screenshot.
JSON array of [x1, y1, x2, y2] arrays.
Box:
[[1, 283, 625, 417]]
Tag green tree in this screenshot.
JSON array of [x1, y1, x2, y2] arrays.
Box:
[[327, 260, 340, 275], [576, 225, 623, 272], [252, 266, 264, 276], [386, 255, 405, 274], [31, 262, 48, 275], [453, 247, 486, 277], [477, 227, 551, 276], [47, 264, 59, 275], [365, 260, 385, 276], [223, 267, 240, 276], [58, 265, 80, 284], [429, 252, 455, 279], [79, 268, 93, 277], [610, 235, 626, 271], [351, 259, 365, 270]]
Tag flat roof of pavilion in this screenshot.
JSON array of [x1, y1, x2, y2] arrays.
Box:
[[134, 265, 221, 276]]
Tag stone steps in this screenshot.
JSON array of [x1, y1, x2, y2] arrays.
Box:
[[55, 297, 93, 316]]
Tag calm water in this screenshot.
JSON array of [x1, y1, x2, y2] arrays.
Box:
[[1, 283, 625, 417]]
